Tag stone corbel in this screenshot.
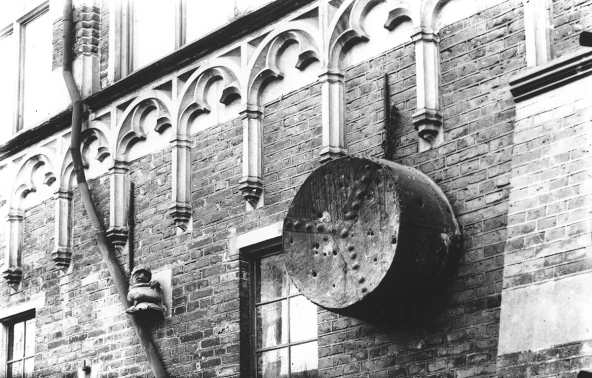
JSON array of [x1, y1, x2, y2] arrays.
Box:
[[319, 70, 347, 163], [53, 190, 73, 270], [107, 160, 129, 246], [412, 27, 443, 152], [3, 210, 24, 290], [169, 136, 192, 231], [239, 104, 264, 209]]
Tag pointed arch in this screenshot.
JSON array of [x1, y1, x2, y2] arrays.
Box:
[[81, 120, 112, 170], [114, 91, 173, 162], [177, 61, 242, 136], [5, 149, 58, 289], [246, 21, 321, 104], [11, 149, 57, 211]]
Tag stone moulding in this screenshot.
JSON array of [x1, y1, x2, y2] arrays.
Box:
[[509, 50, 592, 103]]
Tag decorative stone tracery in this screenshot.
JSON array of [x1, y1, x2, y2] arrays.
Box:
[[243, 24, 321, 208], [5, 151, 57, 289], [111, 93, 173, 244], [175, 62, 242, 228]]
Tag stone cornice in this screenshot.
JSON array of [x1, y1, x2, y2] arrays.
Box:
[[510, 49, 592, 103], [0, 0, 316, 161]]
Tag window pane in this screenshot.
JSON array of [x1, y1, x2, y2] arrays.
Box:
[[10, 322, 25, 360], [132, 0, 176, 70], [185, 0, 233, 43], [291, 342, 318, 378], [23, 358, 34, 378], [257, 301, 288, 350], [22, 11, 52, 129], [257, 254, 289, 302], [257, 348, 288, 378], [9, 360, 23, 378], [24, 318, 35, 357], [289, 295, 317, 342], [0, 33, 15, 143]]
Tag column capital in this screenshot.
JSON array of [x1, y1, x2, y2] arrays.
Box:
[[239, 104, 264, 119], [411, 27, 440, 43], [319, 70, 345, 84], [109, 159, 130, 173]]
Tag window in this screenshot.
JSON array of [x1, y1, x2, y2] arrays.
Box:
[[0, 30, 16, 144], [21, 8, 52, 129], [1, 311, 35, 378], [0, 1, 63, 140], [252, 250, 318, 378], [114, 0, 276, 77], [130, 0, 178, 71]]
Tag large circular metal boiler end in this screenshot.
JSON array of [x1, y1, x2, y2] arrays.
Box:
[[282, 156, 461, 311]]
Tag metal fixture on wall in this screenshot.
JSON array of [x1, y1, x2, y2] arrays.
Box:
[[382, 73, 399, 161], [283, 156, 461, 315]]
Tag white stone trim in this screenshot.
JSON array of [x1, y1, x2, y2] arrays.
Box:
[[233, 221, 284, 253]]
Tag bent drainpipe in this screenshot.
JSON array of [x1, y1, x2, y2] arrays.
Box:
[[62, 2, 167, 377]]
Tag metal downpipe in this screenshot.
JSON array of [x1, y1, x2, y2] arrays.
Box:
[[61, 2, 167, 376]]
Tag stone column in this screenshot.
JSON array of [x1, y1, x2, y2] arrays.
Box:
[[107, 160, 129, 246], [169, 136, 192, 231], [53, 190, 73, 270], [3, 210, 24, 290], [412, 27, 443, 152], [319, 70, 347, 163], [239, 104, 264, 209]]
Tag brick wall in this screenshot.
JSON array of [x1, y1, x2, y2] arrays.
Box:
[[259, 81, 323, 228], [346, 42, 416, 159], [497, 70, 592, 377], [553, 0, 592, 58]]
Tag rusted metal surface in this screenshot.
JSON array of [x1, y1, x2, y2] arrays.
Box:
[[283, 156, 461, 311]]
